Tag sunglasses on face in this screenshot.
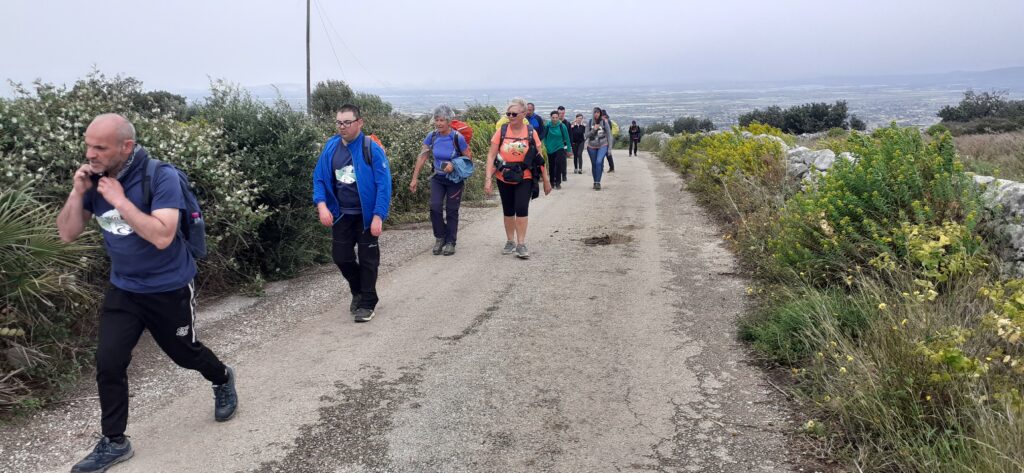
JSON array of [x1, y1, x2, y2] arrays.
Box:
[[506, 112, 520, 118]]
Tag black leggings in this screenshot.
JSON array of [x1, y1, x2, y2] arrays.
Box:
[[497, 180, 532, 217], [629, 139, 639, 155]]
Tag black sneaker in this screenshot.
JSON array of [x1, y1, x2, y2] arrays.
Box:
[[213, 366, 238, 422], [354, 307, 375, 323], [442, 242, 456, 256], [71, 436, 134, 473], [350, 294, 361, 314], [594, 183, 602, 190], [432, 238, 444, 255]]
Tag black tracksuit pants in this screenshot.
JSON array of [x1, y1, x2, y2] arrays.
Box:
[[332, 213, 381, 309], [571, 142, 584, 171], [97, 282, 228, 438], [629, 139, 639, 156]]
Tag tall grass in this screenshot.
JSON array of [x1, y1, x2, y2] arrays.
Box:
[[955, 130, 1024, 181], [658, 124, 1024, 471]]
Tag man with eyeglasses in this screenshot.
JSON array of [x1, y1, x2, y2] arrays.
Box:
[[312, 104, 393, 323]]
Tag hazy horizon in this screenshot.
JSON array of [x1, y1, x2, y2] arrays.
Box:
[[3, 0, 1024, 93]]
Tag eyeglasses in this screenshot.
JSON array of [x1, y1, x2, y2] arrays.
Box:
[[505, 112, 519, 118], [335, 119, 359, 128]]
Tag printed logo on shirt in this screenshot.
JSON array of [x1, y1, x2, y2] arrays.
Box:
[[95, 209, 134, 236], [335, 165, 356, 184]]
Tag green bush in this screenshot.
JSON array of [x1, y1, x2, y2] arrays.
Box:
[[645, 122, 673, 134], [308, 80, 393, 121], [461, 103, 500, 123], [672, 116, 714, 134], [0, 186, 96, 410], [770, 126, 983, 284], [739, 101, 850, 134]]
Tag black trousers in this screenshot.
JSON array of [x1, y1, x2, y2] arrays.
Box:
[[549, 149, 567, 186], [571, 142, 584, 171], [332, 214, 380, 309], [606, 149, 615, 171], [629, 139, 639, 156], [429, 174, 464, 244], [97, 282, 228, 438]]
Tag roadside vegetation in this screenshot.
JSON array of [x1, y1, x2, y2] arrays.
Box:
[[654, 122, 1023, 472], [934, 90, 1024, 136], [0, 71, 495, 416]]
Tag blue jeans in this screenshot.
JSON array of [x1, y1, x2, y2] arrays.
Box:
[[587, 146, 608, 183]]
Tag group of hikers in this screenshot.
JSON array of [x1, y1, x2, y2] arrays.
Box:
[[54, 98, 642, 472]]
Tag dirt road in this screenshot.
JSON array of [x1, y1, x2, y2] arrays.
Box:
[[1, 152, 795, 472]]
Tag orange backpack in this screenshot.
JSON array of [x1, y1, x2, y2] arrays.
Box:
[[450, 119, 473, 145]]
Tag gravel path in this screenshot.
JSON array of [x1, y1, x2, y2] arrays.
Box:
[[0, 152, 796, 473]]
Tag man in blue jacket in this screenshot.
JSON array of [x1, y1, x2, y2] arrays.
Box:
[[312, 104, 393, 323]]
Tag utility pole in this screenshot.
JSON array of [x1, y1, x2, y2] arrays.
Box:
[[306, 0, 311, 114]]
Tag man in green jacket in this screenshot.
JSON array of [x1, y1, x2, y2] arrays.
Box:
[[544, 110, 572, 189]]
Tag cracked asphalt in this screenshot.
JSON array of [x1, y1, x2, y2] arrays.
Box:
[[1, 151, 796, 472]]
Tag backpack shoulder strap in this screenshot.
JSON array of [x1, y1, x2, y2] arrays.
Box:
[[142, 157, 162, 206], [362, 136, 373, 167], [500, 123, 509, 144], [452, 130, 462, 157]]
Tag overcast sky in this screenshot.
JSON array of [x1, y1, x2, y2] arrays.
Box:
[[2, 0, 1023, 94]]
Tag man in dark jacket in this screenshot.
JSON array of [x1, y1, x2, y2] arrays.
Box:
[[557, 106, 572, 181], [525, 102, 547, 140], [570, 113, 587, 174], [628, 120, 642, 156]]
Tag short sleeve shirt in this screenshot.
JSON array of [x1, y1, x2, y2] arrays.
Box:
[[423, 130, 468, 174], [83, 158, 196, 293]]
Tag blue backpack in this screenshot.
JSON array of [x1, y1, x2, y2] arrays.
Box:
[[142, 158, 208, 259]]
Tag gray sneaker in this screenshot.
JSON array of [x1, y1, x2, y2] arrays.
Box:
[[515, 244, 529, 259], [353, 307, 375, 323], [502, 240, 516, 255], [432, 238, 444, 255], [442, 242, 456, 256]]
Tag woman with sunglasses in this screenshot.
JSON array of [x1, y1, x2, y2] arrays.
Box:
[[484, 98, 552, 259]]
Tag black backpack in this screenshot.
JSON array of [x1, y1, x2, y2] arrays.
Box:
[[142, 158, 207, 259]]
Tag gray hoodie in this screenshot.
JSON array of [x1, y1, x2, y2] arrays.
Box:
[[584, 117, 612, 149]]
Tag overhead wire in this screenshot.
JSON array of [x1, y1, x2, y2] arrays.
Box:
[[312, 0, 347, 81], [315, 1, 392, 88]]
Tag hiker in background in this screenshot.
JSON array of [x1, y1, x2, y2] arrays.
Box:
[[525, 102, 547, 139], [585, 107, 612, 190], [628, 120, 642, 156], [570, 113, 587, 175], [485, 98, 552, 259], [602, 109, 616, 173], [557, 106, 572, 182], [57, 114, 238, 473], [409, 104, 472, 256], [312, 104, 393, 323], [544, 110, 571, 190]]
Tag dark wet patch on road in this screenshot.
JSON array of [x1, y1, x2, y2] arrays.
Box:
[[251, 366, 422, 473]]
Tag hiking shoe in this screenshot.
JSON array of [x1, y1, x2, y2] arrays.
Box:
[[502, 240, 516, 255], [71, 436, 134, 473], [350, 294, 361, 314], [593, 183, 601, 190], [442, 242, 456, 256], [213, 366, 238, 422], [432, 238, 444, 255], [353, 307, 375, 323], [555, 184, 562, 190], [515, 244, 529, 259]]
